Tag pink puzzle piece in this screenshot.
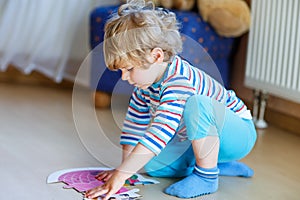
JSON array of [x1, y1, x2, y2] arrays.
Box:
[[58, 170, 128, 193], [47, 167, 159, 199]]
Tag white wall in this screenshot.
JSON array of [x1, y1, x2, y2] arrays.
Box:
[[66, 0, 119, 87]]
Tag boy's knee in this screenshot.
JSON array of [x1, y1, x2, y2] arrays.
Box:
[[184, 95, 213, 120], [184, 95, 215, 140]]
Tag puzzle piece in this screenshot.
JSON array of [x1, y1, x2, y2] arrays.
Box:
[[47, 167, 159, 199]]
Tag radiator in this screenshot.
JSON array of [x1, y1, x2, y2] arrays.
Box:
[[245, 0, 300, 128]]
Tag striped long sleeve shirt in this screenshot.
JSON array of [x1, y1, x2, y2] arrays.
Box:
[[121, 56, 251, 155]]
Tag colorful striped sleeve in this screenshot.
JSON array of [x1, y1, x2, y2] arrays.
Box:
[[120, 88, 151, 147], [138, 77, 196, 155], [226, 90, 247, 115]]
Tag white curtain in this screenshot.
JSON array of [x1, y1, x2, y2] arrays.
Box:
[[0, 0, 117, 85]]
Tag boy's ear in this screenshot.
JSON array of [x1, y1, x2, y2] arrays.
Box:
[[151, 48, 164, 63]]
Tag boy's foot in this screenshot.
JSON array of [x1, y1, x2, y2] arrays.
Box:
[[218, 161, 254, 177], [164, 166, 219, 198]]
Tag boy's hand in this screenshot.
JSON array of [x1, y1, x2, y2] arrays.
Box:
[[85, 170, 131, 200], [95, 169, 115, 182], [85, 143, 155, 199]]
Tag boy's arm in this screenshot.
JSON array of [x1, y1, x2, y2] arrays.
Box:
[[122, 144, 135, 162], [119, 143, 155, 174]]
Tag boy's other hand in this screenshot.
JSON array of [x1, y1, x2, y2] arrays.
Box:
[[95, 169, 116, 182], [85, 170, 131, 200]]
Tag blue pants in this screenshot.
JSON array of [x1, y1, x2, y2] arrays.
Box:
[[144, 95, 257, 177]]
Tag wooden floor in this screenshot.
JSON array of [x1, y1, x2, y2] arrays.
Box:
[[1, 82, 300, 200]]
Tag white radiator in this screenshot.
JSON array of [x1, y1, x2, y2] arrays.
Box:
[[245, 0, 300, 128]]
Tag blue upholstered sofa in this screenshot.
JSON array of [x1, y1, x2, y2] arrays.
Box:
[[90, 5, 236, 107]]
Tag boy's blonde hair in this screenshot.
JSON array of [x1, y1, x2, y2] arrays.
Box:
[[103, 0, 182, 70]]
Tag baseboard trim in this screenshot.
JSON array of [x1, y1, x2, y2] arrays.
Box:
[[243, 97, 300, 136], [0, 65, 73, 89], [265, 108, 300, 136]]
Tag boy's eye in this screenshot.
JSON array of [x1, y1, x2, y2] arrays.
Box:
[[127, 67, 134, 71]]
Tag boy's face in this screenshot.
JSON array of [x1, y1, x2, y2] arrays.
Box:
[[119, 48, 167, 89], [120, 61, 165, 90]]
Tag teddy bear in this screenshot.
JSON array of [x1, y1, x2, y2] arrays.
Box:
[[160, 0, 195, 11], [196, 0, 251, 37], [159, 0, 251, 37]]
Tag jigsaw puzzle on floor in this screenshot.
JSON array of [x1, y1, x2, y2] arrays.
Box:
[[47, 167, 159, 199]]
